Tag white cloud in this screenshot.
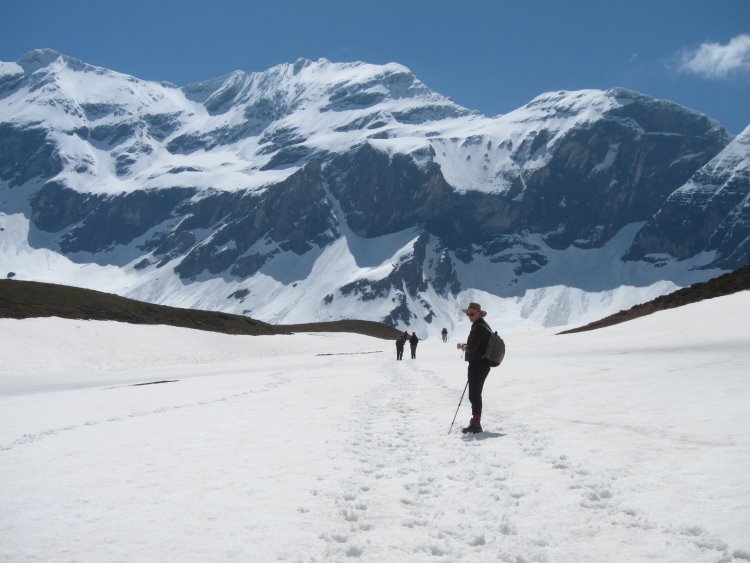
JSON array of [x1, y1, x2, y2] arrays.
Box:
[[678, 34, 750, 79]]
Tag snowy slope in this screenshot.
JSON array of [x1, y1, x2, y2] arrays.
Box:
[[1, 292, 749, 561]]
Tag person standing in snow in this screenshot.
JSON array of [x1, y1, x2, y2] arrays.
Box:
[[441, 327, 448, 343], [456, 302, 491, 434], [395, 334, 406, 360], [409, 332, 419, 359]]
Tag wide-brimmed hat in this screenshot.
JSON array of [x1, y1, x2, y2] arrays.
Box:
[[463, 302, 487, 317]]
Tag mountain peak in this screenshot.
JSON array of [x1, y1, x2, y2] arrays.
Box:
[[17, 48, 63, 72], [16, 48, 102, 76], [179, 57, 443, 118], [292, 57, 313, 74]]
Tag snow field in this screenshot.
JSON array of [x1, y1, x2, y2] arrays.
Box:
[[1, 292, 749, 562]]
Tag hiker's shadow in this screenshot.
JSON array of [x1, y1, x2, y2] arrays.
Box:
[[462, 431, 506, 441]]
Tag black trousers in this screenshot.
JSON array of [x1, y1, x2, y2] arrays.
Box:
[[467, 359, 491, 417]]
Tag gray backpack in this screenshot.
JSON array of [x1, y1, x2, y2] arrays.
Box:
[[482, 324, 506, 368]]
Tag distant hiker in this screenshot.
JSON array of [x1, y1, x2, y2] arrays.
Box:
[[456, 302, 492, 434], [441, 327, 448, 343], [409, 332, 419, 359], [395, 334, 406, 360]]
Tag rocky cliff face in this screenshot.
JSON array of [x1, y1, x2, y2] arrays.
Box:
[[0, 50, 747, 332], [627, 125, 750, 268]]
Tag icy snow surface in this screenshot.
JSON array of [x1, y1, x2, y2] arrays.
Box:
[[1, 291, 749, 562]]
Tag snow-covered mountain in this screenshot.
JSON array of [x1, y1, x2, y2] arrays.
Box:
[[1, 49, 747, 335]]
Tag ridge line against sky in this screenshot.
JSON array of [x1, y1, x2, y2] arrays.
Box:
[[1, 0, 749, 133]]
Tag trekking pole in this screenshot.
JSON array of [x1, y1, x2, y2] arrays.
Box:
[[448, 380, 469, 435]]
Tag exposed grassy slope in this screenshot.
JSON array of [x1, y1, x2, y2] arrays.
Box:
[[560, 263, 750, 334], [0, 280, 401, 340]]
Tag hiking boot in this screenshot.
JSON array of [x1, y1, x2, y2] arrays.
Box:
[[462, 419, 482, 434]]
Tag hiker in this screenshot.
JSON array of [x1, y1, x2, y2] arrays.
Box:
[[456, 302, 492, 433], [395, 333, 406, 360], [409, 332, 419, 359], [441, 327, 448, 343]]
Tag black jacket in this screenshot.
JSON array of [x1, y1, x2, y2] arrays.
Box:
[[464, 318, 491, 362]]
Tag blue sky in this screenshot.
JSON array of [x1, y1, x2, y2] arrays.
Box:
[[2, 0, 749, 133]]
